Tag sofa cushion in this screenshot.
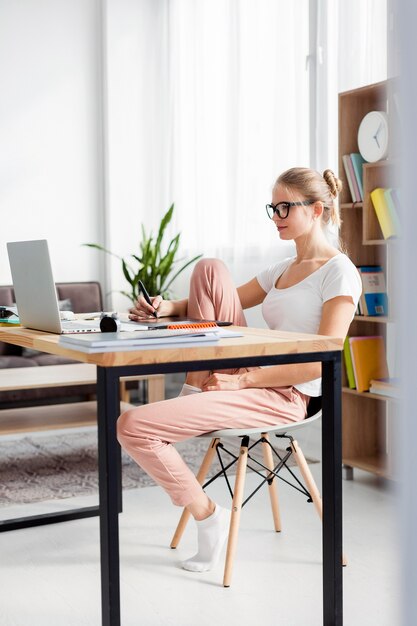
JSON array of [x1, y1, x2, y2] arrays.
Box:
[[31, 354, 79, 366], [0, 287, 14, 307], [56, 283, 102, 313], [0, 356, 38, 368]]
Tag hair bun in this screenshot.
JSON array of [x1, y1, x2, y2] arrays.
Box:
[[323, 169, 342, 198]]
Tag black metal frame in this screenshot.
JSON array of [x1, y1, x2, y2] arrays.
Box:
[[202, 433, 313, 508], [0, 349, 343, 626]]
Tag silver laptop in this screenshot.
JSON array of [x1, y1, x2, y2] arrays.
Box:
[[6, 239, 102, 334]]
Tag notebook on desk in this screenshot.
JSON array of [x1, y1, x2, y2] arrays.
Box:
[[59, 327, 242, 352], [6, 240, 138, 335], [136, 317, 233, 329]]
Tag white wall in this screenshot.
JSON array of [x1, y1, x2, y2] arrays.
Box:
[[0, 0, 103, 287]]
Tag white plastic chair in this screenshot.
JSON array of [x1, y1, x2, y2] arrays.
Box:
[[170, 396, 338, 586]]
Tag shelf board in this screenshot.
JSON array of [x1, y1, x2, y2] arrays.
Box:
[[340, 202, 363, 210], [342, 387, 394, 401], [342, 455, 390, 478], [363, 160, 394, 171], [353, 315, 389, 323], [362, 239, 387, 246]]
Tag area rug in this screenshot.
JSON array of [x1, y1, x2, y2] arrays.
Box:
[[0, 429, 317, 506]]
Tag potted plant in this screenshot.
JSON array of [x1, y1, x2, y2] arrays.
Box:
[[84, 204, 203, 304]]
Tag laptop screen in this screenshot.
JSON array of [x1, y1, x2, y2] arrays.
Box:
[[7, 239, 63, 333]]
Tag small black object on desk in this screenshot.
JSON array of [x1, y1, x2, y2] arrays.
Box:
[[0, 307, 15, 319], [100, 313, 121, 332]]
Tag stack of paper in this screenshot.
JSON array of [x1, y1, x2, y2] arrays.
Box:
[[59, 327, 242, 353]]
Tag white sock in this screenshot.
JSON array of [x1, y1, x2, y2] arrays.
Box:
[[178, 383, 202, 397], [181, 505, 230, 573]]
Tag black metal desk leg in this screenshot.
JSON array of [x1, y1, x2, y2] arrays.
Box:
[[322, 355, 343, 626], [97, 366, 122, 626]]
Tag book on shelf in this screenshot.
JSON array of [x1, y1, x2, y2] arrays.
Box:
[[342, 155, 361, 203], [348, 335, 389, 393], [350, 153, 365, 200], [369, 377, 400, 398], [389, 187, 401, 213], [383, 189, 401, 237], [357, 265, 388, 316], [343, 337, 356, 389], [370, 188, 399, 239]]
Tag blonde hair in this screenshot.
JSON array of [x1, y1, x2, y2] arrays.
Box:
[[275, 167, 343, 228]]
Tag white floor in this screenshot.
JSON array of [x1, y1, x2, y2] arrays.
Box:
[[0, 453, 399, 626]]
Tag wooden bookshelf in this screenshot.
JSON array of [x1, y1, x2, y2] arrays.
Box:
[[339, 79, 397, 480]]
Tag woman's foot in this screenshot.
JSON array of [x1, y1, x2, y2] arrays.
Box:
[[181, 505, 230, 572]]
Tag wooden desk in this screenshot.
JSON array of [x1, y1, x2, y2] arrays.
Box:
[[0, 326, 344, 626]]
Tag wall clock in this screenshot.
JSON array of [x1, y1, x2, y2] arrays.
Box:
[[357, 111, 389, 162]]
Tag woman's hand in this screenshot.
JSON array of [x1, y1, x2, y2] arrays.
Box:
[[128, 294, 168, 320], [202, 373, 246, 392]]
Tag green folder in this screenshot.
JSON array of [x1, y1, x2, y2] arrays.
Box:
[[343, 337, 356, 389]]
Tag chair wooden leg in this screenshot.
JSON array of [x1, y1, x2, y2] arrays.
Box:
[[170, 437, 220, 549], [291, 439, 348, 567], [119, 381, 130, 403], [261, 433, 282, 532], [291, 439, 323, 519], [223, 436, 249, 587], [147, 375, 165, 403]]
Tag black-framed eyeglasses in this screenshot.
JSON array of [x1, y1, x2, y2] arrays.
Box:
[[265, 201, 315, 220]]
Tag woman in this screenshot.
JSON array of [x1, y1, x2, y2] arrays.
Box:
[[118, 167, 362, 573]]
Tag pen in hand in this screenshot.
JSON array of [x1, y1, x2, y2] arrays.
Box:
[[138, 280, 158, 318]]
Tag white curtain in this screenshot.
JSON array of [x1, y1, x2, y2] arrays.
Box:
[[315, 0, 387, 173], [166, 0, 310, 261], [106, 0, 310, 312], [105, 0, 388, 310], [337, 0, 387, 93]]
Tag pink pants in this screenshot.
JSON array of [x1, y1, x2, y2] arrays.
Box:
[[117, 259, 309, 507]]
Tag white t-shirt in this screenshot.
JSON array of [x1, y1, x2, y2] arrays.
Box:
[[256, 254, 362, 397]]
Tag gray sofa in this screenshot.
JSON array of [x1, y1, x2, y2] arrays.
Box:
[[0, 282, 103, 408]]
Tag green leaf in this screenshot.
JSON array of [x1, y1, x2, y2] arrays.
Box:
[[122, 259, 134, 287], [83, 204, 202, 301], [155, 204, 174, 253]]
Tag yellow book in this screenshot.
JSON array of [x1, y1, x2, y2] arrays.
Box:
[[349, 336, 389, 393], [343, 337, 356, 389], [370, 188, 397, 239]]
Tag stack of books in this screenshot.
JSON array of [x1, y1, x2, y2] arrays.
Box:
[[369, 378, 400, 398], [59, 327, 242, 353], [0, 306, 20, 327], [356, 265, 388, 317], [342, 153, 365, 202], [370, 187, 401, 239], [343, 335, 389, 392]]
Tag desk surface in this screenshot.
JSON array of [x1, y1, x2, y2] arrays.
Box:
[[0, 326, 343, 367]]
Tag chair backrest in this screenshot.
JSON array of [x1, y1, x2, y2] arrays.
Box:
[[306, 395, 322, 419]]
